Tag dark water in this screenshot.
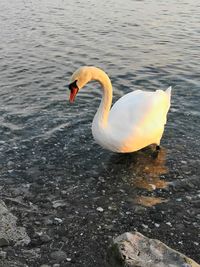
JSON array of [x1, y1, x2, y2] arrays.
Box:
[[0, 0, 200, 266]]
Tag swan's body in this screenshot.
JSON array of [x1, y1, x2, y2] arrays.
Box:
[[68, 66, 171, 153]]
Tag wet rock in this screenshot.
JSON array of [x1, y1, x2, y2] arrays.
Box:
[[50, 250, 67, 262], [54, 217, 63, 224], [0, 238, 9, 247], [0, 200, 30, 247], [30, 232, 51, 247], [107, 232, 200, 267], [0, 250, 7, 259], [40, 234, 51, 243], [52, 199, 67, 208], [97, 207, 104, 212], [44, 217, 53, 225]]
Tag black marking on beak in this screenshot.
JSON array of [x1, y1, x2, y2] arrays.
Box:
[[68, 80, 79, 103], [68, 80, 79, 91]]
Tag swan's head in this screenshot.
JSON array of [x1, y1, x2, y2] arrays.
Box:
[[68, 66, 92, 103]]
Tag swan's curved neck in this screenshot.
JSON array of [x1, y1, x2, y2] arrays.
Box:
[[90, 67, 112, 127]]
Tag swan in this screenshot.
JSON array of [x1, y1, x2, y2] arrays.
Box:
[[68, 66, 171, 153]]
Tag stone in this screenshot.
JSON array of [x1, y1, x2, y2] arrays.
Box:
[[0, 250, 7, 259], [0, 200, 30, 247], [52, 200, 67, 208], [50, 250, 67, 262], [107, 231, 200, 267], [54, 217, 63, 224], [97, 207, 104, 212], [40, 234, 51, 243], [0, 238, 9, 247]]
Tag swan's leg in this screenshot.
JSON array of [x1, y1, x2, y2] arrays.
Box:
[[152, 144, 160, 158], [156, 145, 160, 151]]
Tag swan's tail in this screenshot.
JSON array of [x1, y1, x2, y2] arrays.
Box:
[[165, 86, 172, 110], [166, 86, 172, 100]]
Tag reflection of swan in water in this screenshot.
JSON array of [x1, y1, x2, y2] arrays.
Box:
[[130, 148, 168, 191], [105, 147, 168, 207]]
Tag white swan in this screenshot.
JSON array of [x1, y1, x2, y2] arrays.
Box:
[[68, 66, 171, 153]]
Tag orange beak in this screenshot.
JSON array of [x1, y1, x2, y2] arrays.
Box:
[[69, 87, 79, 103]]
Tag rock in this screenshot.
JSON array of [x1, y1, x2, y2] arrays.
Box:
[[0, 238, 9, 247], [0, 250, 7, 259], [52, 200, 67, 209], [107, 232, 200, 267], [40, 234, 51, 243], [54, 217, 63, 224], [97, 207, 104, 212], [0, 200, 30, 247], [50, 250, 67, 262]]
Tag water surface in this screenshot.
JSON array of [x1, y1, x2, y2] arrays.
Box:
[[0, 0, 199, 266]]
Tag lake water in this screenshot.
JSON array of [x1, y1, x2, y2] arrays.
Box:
[[0, 0, 199, 266]]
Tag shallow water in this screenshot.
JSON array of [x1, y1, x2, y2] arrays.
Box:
[[0, 0, 200, 266]]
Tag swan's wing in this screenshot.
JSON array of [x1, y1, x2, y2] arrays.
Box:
[[109, 89, 171, 137]]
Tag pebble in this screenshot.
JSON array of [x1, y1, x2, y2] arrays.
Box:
[[54, 217, 63, 223], [181, 160, 187, 164], [50, 250, 67, 262], [40, 234, 51, 243], [108, 206, 116, 211], [98, 177, 105, 182], [0, 238, 9, 247], [149, 184, 156, 190], [7, 161, 14, 167], [105, 224, 113, 230], [0, 250, 7, 259], [44, 218, 53, 225], [52, 200, 66, 208], [97, 207, 104, 212]]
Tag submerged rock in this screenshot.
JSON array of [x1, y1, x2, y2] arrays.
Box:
[[0, 200, 30, 247], [107, 232, 200, 267], [50, 250, 67, 262]]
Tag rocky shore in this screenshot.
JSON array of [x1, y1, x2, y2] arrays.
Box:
[[0, 140, 199, 267]]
